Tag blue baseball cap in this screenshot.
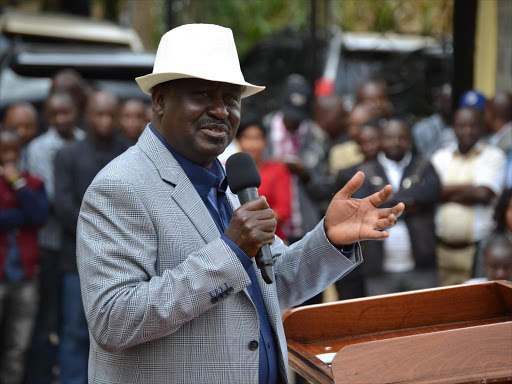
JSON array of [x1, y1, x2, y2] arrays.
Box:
[[459, 89, 487, 112]]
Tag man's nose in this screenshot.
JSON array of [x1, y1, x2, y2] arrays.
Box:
[[56, 114, 68, 125], [207, 95, 228, 120]]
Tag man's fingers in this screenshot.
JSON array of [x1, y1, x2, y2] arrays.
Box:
[[334, 171, 365, 200], [375, 215, 397, 230], [368, 184, 393, 208], [393, 202, 405, 217], [367, 230, 389, 240], [260, 218, 278, 233], [242, 196, 270, 210], [378, 202, 405, 219]]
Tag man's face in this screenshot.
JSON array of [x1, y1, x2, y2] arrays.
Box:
[[237, 125, 266, 164], [358, 126, 381, 161], [358, 83, 392, 118], [87, 93, 118, 140], [484, 245, 512, 281], [314, 97, 347, 138], [0, 138, 20, 166], [46, 94, 77, 136], [119, 100, 147, 142], [381, 120, 410, 162], [153, 79, 242, 168], [347, 105, 374, 140], [453, 108, 481, 154], [4, 106, 38, 146], [282, 116, 301, 133]]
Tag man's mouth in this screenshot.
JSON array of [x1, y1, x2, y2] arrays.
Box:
[[201, 124, 229, 138]]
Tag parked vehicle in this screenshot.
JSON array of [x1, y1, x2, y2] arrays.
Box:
[[241, 26, 452, 118], [0, 8, 154, 115]]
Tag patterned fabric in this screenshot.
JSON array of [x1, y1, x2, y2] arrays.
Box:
[[27, 127, 85, 251], [264, 111, 327, 239], [149, 124, 278, 383], [77, 126, 361, 384]]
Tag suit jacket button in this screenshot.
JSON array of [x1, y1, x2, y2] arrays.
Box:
[[210, 296, 219, 304], [227, 287, 234, 294], [248, 340, 259, 351]]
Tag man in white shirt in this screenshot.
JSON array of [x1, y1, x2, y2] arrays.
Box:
[[432, 107, 507, 286]]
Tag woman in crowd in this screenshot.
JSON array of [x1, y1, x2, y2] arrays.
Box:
[[236, 115, 292, 243]]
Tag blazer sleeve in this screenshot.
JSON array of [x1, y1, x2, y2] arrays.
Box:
[[77, 175, 252, 353], [270, 219, 363, 310]]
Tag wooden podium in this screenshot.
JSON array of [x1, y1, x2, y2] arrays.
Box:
[[283, 281, 512, 384]]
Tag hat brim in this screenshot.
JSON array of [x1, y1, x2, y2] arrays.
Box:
[[135, 72, 265, 99]]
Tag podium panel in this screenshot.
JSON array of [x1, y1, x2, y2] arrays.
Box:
[[283, 281, 512, 384]]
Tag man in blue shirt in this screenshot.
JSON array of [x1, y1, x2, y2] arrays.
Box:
[[77, 24, 404, 384]]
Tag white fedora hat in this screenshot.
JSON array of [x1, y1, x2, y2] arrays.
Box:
[[136, 24, 265, 98]]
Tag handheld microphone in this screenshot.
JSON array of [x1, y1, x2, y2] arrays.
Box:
[[225, 152, 274, 284]]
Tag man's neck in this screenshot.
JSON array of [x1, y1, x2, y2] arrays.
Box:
[[90, 132, 114, 148], [56, 128, 74, 140]]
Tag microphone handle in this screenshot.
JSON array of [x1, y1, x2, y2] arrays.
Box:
[[237, 187, 274, 284]]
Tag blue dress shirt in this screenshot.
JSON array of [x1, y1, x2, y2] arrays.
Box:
[[149, 124, 279, 384]]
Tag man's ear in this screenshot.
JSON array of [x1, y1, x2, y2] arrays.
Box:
[[151, 85, 165, 116]]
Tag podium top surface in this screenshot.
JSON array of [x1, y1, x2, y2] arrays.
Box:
[[283, 281, 512, 384]]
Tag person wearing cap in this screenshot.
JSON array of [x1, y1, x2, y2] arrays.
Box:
[[459, 89, 487, 113], [76, 24, 404, 384], [431, 105, 506, 286], [263, 74, 329, 244]]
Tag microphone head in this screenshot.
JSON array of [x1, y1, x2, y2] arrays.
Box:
[[225, 152, 261, 194]]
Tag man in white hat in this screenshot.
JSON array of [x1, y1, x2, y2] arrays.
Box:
[[77, 24, 404, 383]]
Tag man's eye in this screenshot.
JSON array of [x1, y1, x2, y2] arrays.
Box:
[[197, 91, 209, 97], [225, 95, 239, 102]]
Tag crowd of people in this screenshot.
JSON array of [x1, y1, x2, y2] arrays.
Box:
[[230, 75, 512, 304], [1, 63, 511, 384], [0, 69, 147, 384]]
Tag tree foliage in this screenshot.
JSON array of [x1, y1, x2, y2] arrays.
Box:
[[153, 0, 453, 55]]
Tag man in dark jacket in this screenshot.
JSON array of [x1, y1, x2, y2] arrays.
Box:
[[54, 90, 127, 384], [354, 118, 441, 295]]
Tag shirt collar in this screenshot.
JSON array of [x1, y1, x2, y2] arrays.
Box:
[[48, 126, 85, 142], [149, 123, 227, 201], [378, 150, 412, 170], [454, 140, 485, 158]]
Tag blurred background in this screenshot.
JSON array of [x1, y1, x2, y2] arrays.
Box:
[[0, 0, 510, 119], [0, 1, 511, 384]]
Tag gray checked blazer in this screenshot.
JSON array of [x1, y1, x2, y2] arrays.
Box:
[[77, 126, 362, 384]]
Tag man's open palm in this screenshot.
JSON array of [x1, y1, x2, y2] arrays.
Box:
[[325, 171, 405, 246]]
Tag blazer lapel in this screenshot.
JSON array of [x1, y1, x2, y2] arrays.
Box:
[[137, 126, 220, 244]]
